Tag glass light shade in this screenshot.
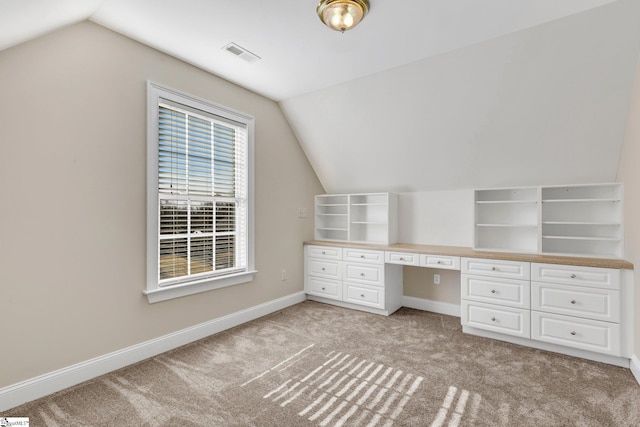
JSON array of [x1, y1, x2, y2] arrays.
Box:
[[317, 0, 369, 32]]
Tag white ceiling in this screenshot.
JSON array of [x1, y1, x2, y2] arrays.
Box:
[[0, 0, 618, 101]]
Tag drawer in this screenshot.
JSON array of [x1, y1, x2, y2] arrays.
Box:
[[344, 282, 384, 309], [461, 274, 530, 309], [306, 245, 343, 261], [306, 258, 342, 280], [461, 258, 530, 280], [385, 251, 419, 266], [531, 263, 620, 290], [306, 277, 342, 301], [343, 262, 383, 286], [420, 254, 461, 270], [531, 311, 621, 356], [343, 248, 384, 264], [461, 300, 530, 338], [531, 282, 620, 323]]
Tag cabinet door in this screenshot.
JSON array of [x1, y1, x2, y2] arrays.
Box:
[[531, 282, 620, 323], [462, 258, 530, 280], [461, 300, 530, 338], [420, 254, 461, 270], [531, 263, 620, 290], [306, 277, 342, 300], [344, 282, 385, 309], [461, 274, 530, 309], [531, 311, 621, 356]]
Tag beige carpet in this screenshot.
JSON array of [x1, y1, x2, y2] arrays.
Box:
[[6, 301, 640, 426]]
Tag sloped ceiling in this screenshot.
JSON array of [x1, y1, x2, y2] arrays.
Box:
[[281, 0, 640, 193], [1, 0, 639, 194]]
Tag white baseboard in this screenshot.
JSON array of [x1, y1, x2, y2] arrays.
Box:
[[0, 291, 306, 412], [402, 296, 461, 317], [631, 354, 640, 386]]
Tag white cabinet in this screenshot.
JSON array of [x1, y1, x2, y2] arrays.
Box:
[[304, 244, 402, 316], [314, 193, 398, 245], [530, 263, 623, 356], [461, 257, 531, 338], [474, 183, 623, 258]]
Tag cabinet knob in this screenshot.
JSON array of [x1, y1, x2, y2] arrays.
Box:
[[491, 267, 496, 271], [437, 261, 442, 264], [491, 289, 496, 294], [400, 257, 404, 261], [570, 331, 577, 336], [322, 251, 326, 254], [360, 255, 365, 258], [360, 294, 365, 298], [322, 287, 326, 291], [360, 273, 365, 277], [321, 267, 325, 271], [491, 317, 496, 322], [570, 274, 576, 279], [570, 300, 576, 304]]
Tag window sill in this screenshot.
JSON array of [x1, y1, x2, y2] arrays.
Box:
[[144, 270, 257, 303]]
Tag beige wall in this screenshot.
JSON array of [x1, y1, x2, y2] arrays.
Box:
[[0, 21, 323, 387], [617, 57, 640, 357]]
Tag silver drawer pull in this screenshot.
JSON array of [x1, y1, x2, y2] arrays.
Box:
[[360, 273, 365, 277], [360, 255, 365, 258], [570, 274, 576, 279], [322, 287, 326, 291], [400, 257, 404, 261], [570, 331, 577, 336], [491, 317, 496, 322], [491, 267, 496, 271], [321, 267, 325, 271], [570, 300, 576, 305], [322, 251, 326, 254], [360, 294, 365, 298], [491, 289, 496, 294], [437, 261, 442, 264]]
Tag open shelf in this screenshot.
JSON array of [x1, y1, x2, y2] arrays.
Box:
[[474, 183, 623, 258]]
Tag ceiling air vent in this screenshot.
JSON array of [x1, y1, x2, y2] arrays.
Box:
[[222, 42, 261, 64]]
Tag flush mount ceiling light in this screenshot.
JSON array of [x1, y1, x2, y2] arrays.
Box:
[[317, 0, 370, 33]]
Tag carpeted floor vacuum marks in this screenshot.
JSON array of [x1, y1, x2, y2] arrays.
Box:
[[243, 345, 427, 426]]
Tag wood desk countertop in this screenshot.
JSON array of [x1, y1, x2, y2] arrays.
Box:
[[304, 240, 634, 270]]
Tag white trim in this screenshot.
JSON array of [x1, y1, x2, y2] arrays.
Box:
[[631, 354, 640, 386], [402, 296, 461, 317], [144, 270, 257, 303], [0, 292, 306, 412]]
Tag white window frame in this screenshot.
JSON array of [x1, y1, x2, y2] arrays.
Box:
[[145, 81, 255, 303]]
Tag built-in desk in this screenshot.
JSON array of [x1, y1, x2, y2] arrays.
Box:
[[304, 240, 634, 367]]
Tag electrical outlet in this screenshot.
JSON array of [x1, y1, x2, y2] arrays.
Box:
[[298, 207, 307, 218], [433, 274, 440, 285], [281, 270, 287, 281]]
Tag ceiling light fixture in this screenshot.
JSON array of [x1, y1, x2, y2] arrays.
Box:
[[317, 0, 370, 33]]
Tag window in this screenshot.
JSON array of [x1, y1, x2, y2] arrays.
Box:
[[146, 82, 255, 303]]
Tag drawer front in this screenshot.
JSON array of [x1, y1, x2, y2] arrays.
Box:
[[461, 258, 530, 280], [531, 311, 621, 356], [385, 251, 420, 266], [306, 277, 342, 300], [344, 282, 384, 309], [461, 274, 530, 309], [343, 248, 384, 265], [306, 245, 343, 261], [461, 300, 530, 338], [420, 254, 461, 270], [307, 258, 342, 280], [531, 263, 620, 290], [343, 262, 383, 286], [531, 282, 620, 323]]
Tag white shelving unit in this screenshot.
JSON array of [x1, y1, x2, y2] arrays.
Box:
[[474, 187, 539, 254], [541, 184, 623, 258], [474, 183, 623, 258], [314, 193, 398, 245]]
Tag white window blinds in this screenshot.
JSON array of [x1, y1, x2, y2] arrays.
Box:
[[157, 102, 248, 286]]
